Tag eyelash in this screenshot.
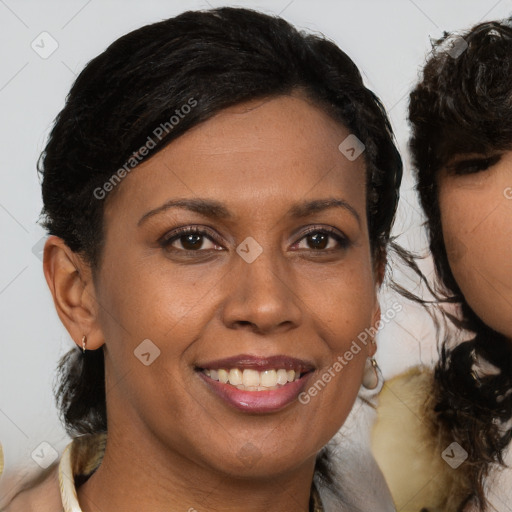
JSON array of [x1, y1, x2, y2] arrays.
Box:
[[159, 225, 350, 253], [291, 226, 350, 251], [451, 155, 501, 175]]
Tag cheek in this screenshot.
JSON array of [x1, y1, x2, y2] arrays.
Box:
[[439, 185, 512, 337], [295, 257, 377, 410], [99, 232, 220, 317], [93, 245, 214, 388], [312, 268, 376, 350]]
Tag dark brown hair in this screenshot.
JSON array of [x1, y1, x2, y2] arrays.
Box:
[[409, 17, 512, 510]]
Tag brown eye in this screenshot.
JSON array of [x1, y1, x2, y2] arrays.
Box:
[[180, 233, 205, 250], [160, 227, 222, 252], [292, 228, 350, 251], [306, 232, 329, 250]]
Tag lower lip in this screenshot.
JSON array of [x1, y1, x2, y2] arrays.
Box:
[[198, 371, 312, 413]]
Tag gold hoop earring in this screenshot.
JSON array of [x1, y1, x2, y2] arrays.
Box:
[[81, 335, 87, 354], [362, 357, 379, 390]]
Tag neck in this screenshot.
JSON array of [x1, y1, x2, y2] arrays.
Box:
[[76, 429, 317, 512]]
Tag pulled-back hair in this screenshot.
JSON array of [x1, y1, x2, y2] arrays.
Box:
[[409, 18, 512, 510], [39, 6, 402, 497]]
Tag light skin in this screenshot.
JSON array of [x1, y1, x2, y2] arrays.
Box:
[[44, 94, 381, 512], [439, 150, 512, 340]]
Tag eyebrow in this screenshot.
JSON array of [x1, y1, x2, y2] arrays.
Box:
[[138, 198, 232, 226], [138, 197, 360, 226], [288, 198, 361, 225]]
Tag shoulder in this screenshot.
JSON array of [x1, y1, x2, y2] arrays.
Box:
[[0, 432, 106, 512], [1, 462, 61, 512]]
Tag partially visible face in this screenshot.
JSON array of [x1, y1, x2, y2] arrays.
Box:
[[438, 150, 512, 340], [92, 94, 380, 480]]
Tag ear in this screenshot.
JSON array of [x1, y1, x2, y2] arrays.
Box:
[[43, 236, 104, 351]]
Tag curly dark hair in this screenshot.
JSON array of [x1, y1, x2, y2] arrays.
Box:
[[39, 6, 402, 500], [409, 17, 512, 510]]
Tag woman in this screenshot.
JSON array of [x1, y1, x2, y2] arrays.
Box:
[[373, 17, 512, 512], [0, 7, 403, 511]]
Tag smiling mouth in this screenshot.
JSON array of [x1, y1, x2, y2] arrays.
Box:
[[196, 355, 315, 412], [201, 367, 306, 391]]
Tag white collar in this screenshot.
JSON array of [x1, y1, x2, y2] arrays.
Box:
[[58, 442, 83, 512]]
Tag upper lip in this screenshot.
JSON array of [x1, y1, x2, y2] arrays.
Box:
[[196, 354, 315, 372]]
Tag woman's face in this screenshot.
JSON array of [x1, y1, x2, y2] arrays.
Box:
[[89, 94, 379, 479], [438, 150, 512, 340]]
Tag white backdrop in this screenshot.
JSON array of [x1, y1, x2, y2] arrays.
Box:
[[1, 0, 511, 495]]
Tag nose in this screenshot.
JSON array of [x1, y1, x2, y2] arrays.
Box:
[[220, 251, 302, 335]]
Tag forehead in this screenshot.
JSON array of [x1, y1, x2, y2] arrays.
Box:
[[105, 94, 367, 220]]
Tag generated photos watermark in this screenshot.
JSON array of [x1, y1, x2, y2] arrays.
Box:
[[441, 441, 468, 469], [93, 98, 198, 200], [298, 302, 402, 404]]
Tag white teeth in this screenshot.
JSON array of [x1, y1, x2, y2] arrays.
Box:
[[203, 367, 302, 391], [218, 369, 229, 383], [261, 369, 277, 387], [242, 369, 260, 387], [229, 368, 243, 386], [276, 369, 288, 385]]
